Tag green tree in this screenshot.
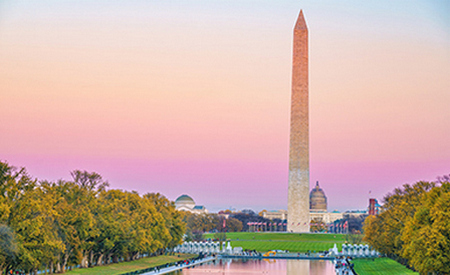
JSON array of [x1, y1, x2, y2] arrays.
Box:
[[70, 170, 109, 192], [184, 213, 218, 233], [0, 162, 36, 223], [362, 215, 384, 249], [0, 224, 18, 274], [10, 187, 65, 274], [345, 232, 363, 244], [0, 162, 189, 273], [401, 182, 450, 274], [363, 181, 435, 259], [218, 217, 243, 232], [127, 191, 169, 259], [41, 180, 97, 272], [94, 190, 133, 264], [213, 232, 226, 242], [310, 218, 327, 233], [144, 193, 185, 249], [363, 180, 450, 273]]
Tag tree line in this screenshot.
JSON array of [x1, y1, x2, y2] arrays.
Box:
[[181, 208, 288, 241], [363, 177, 450, 274], [182, 212, 243, 241], [0, 162, 185, 275]]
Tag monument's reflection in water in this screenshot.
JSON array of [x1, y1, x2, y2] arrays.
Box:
[[170, 258, 335, 275]]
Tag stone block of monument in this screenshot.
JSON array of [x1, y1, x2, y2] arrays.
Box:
[[288, 9, 310, 233]]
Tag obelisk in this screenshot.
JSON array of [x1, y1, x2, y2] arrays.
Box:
[[288, 10, 310, 233]]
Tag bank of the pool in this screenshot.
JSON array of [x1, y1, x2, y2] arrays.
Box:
[[137, 256, 215, 275], [352, 257, 418, 275], [64, 254, 196, 275]]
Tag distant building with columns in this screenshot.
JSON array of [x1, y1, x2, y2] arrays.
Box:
[[262, 209, 288, 220]]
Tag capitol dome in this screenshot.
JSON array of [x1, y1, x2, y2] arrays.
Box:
[[310, 181, 327, 212]]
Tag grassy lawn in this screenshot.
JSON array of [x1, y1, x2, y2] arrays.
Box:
[[352, 258, 418, 275], [65, 254, 195, 275], [204, 232, 346, 253]]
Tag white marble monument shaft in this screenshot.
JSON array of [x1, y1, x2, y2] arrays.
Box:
[[288, 10, 310, 233]]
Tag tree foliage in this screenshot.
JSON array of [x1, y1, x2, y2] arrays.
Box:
[[344, 214, 367, 234], [310, 218, 327, 233], [0, 161, 185, 274], [401, 182, 450, 274], [0, 224, 18, 273], [213, 232, 227, 242], [228, 210, 275, 232], [182, 212, 243, 235], [363, 180, 450, 274]]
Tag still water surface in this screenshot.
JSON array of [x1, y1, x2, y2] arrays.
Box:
[[169, 258, 335, 275]]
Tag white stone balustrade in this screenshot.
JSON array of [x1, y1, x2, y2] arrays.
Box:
[[340, 243, 379, 257]]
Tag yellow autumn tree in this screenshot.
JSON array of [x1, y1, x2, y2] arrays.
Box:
[[401, 182, 450, 274], [363, 179, 450, 273], [363, 181, 435, 258]]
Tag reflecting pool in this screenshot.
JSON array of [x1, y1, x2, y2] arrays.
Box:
[[169, 258, 335, 275]]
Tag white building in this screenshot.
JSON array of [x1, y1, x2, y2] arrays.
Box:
[[174, 194, 208, 214]]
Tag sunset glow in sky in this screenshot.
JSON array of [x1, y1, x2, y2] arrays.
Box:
[[1, 0, 449, 212]]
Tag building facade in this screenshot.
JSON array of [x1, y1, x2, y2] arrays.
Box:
[[270, 181, 344, 225], [174, 194, 208, 214], [310, 181, 327, 212], [368, 198, 380, 215]]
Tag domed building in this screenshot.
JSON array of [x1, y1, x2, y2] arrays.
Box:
[[262, 181, 364, 228], [309, 181, 343, 224], [174, 194, 208, 214], [310, 181, 327, 212]]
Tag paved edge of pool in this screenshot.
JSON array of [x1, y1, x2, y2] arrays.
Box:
[[140, 257, 215, 275]]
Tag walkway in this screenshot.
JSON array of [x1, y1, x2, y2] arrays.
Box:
[[334, 257, 355, 275], [140, 256, 215, 275]]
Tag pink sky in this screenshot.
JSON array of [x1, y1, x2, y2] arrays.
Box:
[[1, 1, 449, 212]]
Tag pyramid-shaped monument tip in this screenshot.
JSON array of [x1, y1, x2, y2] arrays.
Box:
[[294, 9, 308, 30]]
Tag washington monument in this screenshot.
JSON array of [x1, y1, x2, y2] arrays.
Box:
[[288, 10, 310, 233]]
